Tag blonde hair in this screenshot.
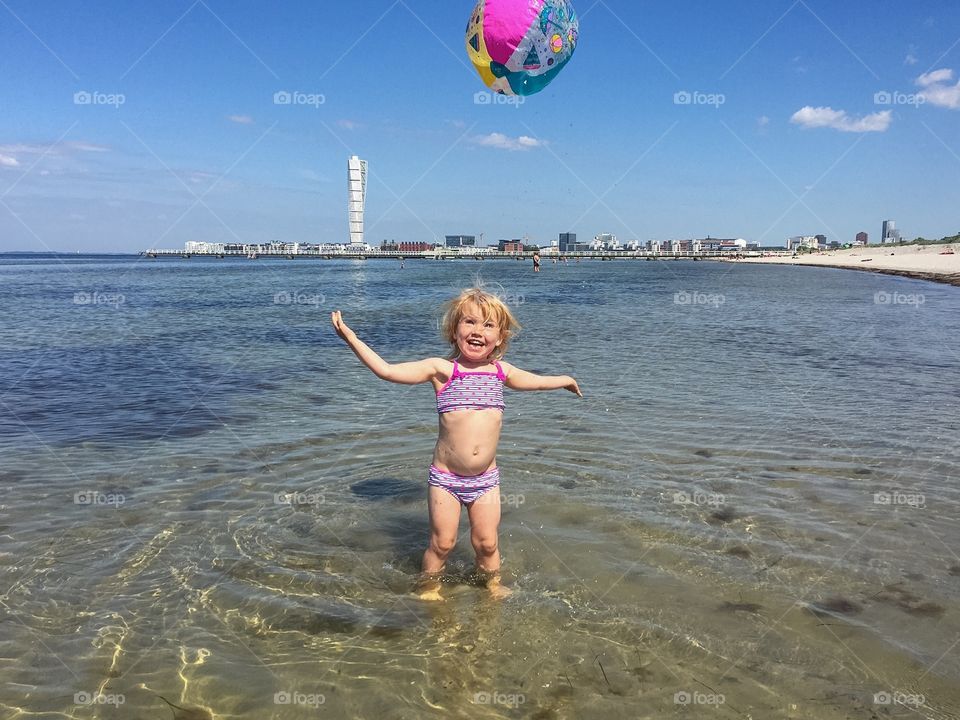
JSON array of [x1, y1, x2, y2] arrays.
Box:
[[440, 287, 521, 360]]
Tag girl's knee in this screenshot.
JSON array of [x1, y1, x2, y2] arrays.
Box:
[[472, 534, 498, 556], [431, 534, 457, 556]]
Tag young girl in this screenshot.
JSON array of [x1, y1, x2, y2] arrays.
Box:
[[331, 287, 581, 600]]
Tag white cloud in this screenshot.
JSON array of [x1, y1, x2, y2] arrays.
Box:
[[338, 119, 361, 130], [790, 106, 892, 132], [916, 68, 960, 109], [471, 132, 543, 151], [0, 153, 20, 167], [0, 141, 108, 155], [905, 53, 918, 66], [918, 68, 953, 86], [228, 114, 254, 125], [300, 169, 326, 182], [757, 115, 770, 127]]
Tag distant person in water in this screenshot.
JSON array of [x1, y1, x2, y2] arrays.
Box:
[[331, 288, 582, 600], [532, 252, 541, 272]]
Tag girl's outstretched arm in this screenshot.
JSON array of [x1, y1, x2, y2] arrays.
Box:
[[331, 310, 441, 384], [501, 361, 583, 397]]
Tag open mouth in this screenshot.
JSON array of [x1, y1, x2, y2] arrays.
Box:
[[467, 339, 484, 348]]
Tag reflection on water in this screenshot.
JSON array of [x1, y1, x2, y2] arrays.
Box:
[[0, 255, 959, 718]]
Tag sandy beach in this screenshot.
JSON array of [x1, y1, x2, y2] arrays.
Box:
[[734, 241, 960, 286]]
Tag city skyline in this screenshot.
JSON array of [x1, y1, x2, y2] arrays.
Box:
[[1, 1, 958, 252]]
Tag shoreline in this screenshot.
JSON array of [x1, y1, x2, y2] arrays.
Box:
[[731, 242, 960, 288]]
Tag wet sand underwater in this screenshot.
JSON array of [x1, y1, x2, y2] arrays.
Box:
[[1, 255, 958, 718]]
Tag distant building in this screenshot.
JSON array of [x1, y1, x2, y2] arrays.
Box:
[[559, 232, 576, 252], [786, 235, 818, 251], [699, 237, 742, 252], [399, 242, 433, 253], [881, 219, 901, 244], [593, 233, 618, 249], [856, 231, 868, 245], [815, 234, 827, 248], [347, 155, 367, 246], [500, 239, 523, 252], [445, 235, 476, 247]]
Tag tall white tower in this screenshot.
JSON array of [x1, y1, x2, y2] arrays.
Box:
[[347, 155, 367, 247]]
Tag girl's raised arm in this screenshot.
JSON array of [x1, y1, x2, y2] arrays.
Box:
[[501, 361, 583, 397], [331, 310, 441, 385]]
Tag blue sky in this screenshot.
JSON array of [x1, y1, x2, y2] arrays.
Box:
[[1, 0, 958, 252]]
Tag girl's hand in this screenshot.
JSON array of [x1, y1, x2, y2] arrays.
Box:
[[565, 377, 583, 398], [331, 310, 356, 343]]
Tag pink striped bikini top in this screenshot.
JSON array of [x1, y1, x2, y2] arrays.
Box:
[[436, 359, 506, 414]]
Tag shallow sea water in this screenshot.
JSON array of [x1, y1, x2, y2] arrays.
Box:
[[1, 254, 959, 719]]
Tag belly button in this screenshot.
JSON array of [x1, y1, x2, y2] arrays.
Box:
[[472, 447, 479, 455]]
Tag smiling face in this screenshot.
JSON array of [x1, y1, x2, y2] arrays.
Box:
[[455, 302, 502, 363]]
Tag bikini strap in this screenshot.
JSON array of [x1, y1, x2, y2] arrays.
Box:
[[451, 359, 460, 379], [494, 361, 505, 381]]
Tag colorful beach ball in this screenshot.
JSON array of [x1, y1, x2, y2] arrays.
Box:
[[466, 0, 579, 97]]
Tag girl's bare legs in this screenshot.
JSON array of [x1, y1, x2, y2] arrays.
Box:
[[467, 486, 511, 598], [417, 485, 461, 600]]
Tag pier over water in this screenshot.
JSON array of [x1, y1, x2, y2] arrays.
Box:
[[140, 249, 777, 261]]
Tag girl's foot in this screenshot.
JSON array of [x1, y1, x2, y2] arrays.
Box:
[[475, 569, 511, 599], [414, 573, 444, 602], [415, 585, 445, 602], [486, 576, 512, 599]]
